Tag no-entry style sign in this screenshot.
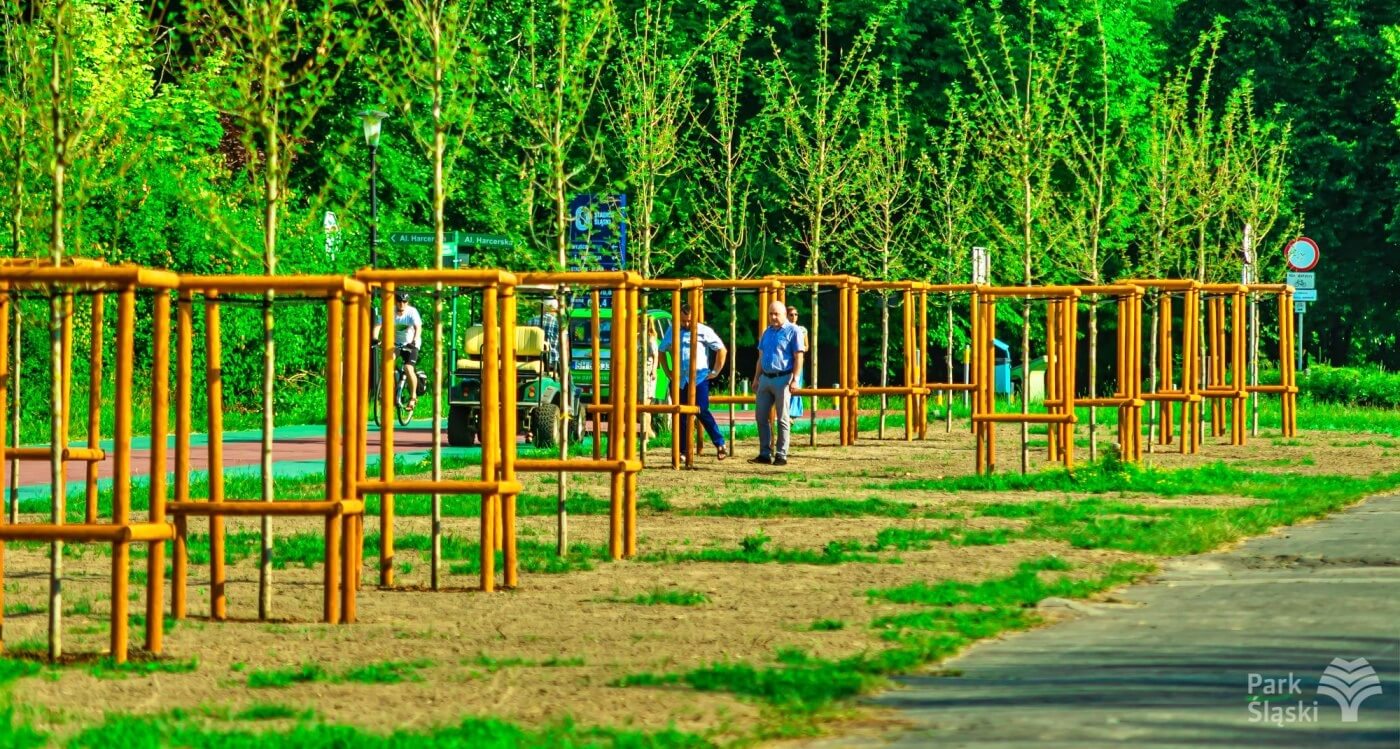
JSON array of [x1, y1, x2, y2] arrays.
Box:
[[1285, 237, 1320, 272]]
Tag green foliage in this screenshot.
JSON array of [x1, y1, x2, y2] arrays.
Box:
[[809, 619, 845, 631], [1296, 365, 1400, 409], [232, 703, 315, 722]]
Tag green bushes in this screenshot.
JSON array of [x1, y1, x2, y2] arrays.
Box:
[[1298, 365, 1400, 409]]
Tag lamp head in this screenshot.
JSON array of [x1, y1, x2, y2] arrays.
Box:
[[359, 109, 390, 148]]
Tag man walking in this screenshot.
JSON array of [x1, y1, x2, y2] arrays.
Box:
[[659, 302, 729, 464], [751, 300, 804, 466]]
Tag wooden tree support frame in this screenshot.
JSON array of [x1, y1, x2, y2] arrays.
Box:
[[855, 281, 931, 442], [1201, 284, 1248, 446], [355, 269, 521, 592], [1123, 280, 1203, 454], [972, 286, 1081, 474], [1244, 284, 1299, 438], [169, 276, 369, 624], [0, 264, 180, 663], [1073, 285, 1145, 462], [514, 272, 642, 561], [627, 279, 702, 470], [768, 275, 861, 447], [923, 285, 982, 438]]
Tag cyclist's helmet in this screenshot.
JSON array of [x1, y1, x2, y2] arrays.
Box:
[[395, 291, 409, 303]]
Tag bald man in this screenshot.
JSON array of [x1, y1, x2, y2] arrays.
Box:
[[750, 300, 805, 466]]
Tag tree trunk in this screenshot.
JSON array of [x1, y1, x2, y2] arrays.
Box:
[[1088, 299, 1098, 461], [1147, 304, 1159, 453], [259, 150, 279, 620], [48, 42, 67, 658], [431, 116, 446, 590], [1020, 299, 1030, 474], [554, 164, 569, 556], [878, 292, 888, 438], [809, 285, 819, 446], [945, 300, 954, 433], [728, 286, 737, 446]]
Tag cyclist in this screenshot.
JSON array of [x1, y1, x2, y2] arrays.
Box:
[[372, 290, 424, 412]]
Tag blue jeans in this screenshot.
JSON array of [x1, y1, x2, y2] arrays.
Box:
[[681, 378, 725, 456]]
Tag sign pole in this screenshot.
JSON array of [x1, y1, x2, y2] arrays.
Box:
[[1296, 309, 1305, 373]]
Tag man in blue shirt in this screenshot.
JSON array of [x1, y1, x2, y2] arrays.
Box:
[[659, 302, 729, 464], [750, 300, 805, 465]]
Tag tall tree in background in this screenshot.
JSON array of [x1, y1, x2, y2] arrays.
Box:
[[960, 0, 1078, 473], [371, 0, 483, 589], [492, 0, 616, 555], [182, 0, 362, 618]]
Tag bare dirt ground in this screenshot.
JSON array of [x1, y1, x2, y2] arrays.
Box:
[[2, 416, 1394, 743]]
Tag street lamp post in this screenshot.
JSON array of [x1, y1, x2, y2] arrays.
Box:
[[360, 109, 389, 269]]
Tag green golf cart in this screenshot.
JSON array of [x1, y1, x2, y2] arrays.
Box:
[[447, 317, 585, 449]]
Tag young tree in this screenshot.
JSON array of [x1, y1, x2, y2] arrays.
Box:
[[959, 0, 1078, 473], [915, 91, 980, 433], [370, 0, 483, 589], [1053, 12, 1131, 461], [852, 69, 918, 437], [691, 4, 764, 445], [491, 0, 616, 554], [765, 0, 883, 428], [182, 0, 363, 617]]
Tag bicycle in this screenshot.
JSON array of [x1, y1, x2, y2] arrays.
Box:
[[369, 342, 422, 428]]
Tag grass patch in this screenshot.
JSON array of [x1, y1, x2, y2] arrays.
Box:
[[465, 653, 586, 673], [685, 496, 915, 519], [232, 703, 315, 722], [340, 659, 434, 685], [87, 657, 198, 680], [246, 659, 433, 688], [639, 531, 883, 566], [246, 664, 328, 689], [618, 557, 1151, 715], [616, 589, 710, 606], [63, 712, 710, 748], [809, 619, 845, 631]]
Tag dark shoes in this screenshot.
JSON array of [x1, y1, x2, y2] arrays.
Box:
[[773, 457, 788, 466], [748, 455, 772, 465]]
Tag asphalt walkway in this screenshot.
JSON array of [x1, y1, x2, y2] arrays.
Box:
[[805, 493, 1400, 748]]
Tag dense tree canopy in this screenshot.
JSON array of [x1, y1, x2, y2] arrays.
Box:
[[3, 0, 1398, 369]]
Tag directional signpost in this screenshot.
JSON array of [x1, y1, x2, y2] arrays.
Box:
[[1285, 237, 1321, 371]]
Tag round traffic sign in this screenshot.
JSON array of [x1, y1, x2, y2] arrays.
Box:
[[1286, 237, 1320, 271]]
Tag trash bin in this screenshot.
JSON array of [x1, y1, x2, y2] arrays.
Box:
[[993, 339, 1012, 395]]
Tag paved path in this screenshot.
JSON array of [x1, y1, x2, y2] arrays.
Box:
[[805, 494, 1400, 748]]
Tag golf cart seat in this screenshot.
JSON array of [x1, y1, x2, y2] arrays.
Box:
[[457, 325, 549, 374]]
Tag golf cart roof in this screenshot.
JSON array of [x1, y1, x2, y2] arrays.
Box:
[[568, 306, 670, 320]]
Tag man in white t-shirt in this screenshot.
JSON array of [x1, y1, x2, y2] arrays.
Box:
[[373, 291, 424, 411], [659, 302, 728, 464]]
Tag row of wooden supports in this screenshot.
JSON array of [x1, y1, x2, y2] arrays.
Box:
[[0, 261, 1304, 663]]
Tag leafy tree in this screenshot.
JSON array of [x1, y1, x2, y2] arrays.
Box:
[[180, 0, 365, 618]]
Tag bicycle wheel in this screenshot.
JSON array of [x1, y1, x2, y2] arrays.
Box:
[[395, 371, 413, 426]]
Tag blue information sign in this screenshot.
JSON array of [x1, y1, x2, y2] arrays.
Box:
[[568, 194, 627, 308]]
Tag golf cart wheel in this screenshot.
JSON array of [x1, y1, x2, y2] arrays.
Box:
[[448, 405, 473, 447], [571, 398, 587, 444], [533, 403, 560, 449]]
